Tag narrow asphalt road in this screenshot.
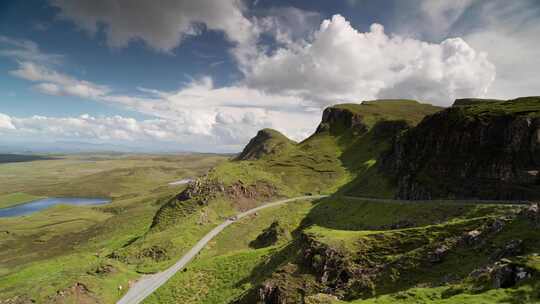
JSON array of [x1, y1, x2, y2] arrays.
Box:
[[117, 194, 529, 304], [116, 195, 328, 304]]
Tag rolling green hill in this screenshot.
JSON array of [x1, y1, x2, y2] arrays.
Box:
[[2, 98, 539, 304], [140, 98, 540, 304]]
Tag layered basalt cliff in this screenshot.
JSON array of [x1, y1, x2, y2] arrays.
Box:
[[315, 106, 368, 135], [382, 97, 540, 200]]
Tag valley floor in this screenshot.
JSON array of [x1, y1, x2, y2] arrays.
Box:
[[0, 153, 227, 303]]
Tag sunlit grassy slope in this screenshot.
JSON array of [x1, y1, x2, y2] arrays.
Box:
[[5, 99, 538, 304], [0, 153, 227, 303], [208, 100, 442, 197], [141, 100, 539, 304], [145, 196, 538, 304]]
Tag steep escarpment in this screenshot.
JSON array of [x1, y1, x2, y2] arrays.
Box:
[[315, 106, 368, 135], [382, 96, 540, 200], [315, 100, 441, 136]]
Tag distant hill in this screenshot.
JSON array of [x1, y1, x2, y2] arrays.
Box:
[[0, 154, 57, 164]]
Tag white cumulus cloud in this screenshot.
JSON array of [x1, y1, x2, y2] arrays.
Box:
[[10, 61, 110, 99], [0, 113, 15, 130], [245, 14, 495, 106]]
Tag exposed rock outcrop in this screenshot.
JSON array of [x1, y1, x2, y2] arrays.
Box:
[[381, 97, 540, 200], [470, 259, 534, 289], [316, 106, 368, 135]]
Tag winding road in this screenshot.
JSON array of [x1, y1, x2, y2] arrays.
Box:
[[117, 194, 529, 304], [116, 195, 328, 304]]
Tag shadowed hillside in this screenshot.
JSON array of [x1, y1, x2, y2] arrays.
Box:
[[381, 96, 540, 200]]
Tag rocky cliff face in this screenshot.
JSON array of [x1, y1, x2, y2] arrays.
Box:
[[315, 107, 368, 135], [382, 97, 540, 200]]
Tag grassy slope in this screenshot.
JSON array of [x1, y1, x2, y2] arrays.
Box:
[[145, 196, 535, 304], [135, 100, 449, 303], [7, 99, 537, 303], [0, 192, 44, 208], [140, 100, 540, 304], [210, 100, 442, 197], [144, 200, 316, 304], [457, 96, 540, 117], [0, 154, 227, 303], [334, 100, 441, 128]]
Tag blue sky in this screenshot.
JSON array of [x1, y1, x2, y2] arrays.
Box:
[[0, 0, 539, 152]]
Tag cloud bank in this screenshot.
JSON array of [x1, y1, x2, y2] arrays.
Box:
[[246, 15, 495, 106], [7, 0, 529, 152], [49, 0, 255, 52]]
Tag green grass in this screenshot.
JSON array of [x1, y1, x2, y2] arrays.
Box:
[[200, 200, 314, 258], [0, 153, 227, 303], [0, 153, 225, 198], [139, 198, 318, 304], [141, 196, 528, 304], [0, 192, 44, 208], [458, 96, 540, 117], [144, 247, 277, 304], [235, 128, 297, 161], [333, 100, 442, 128], [206, 99, 443, 202], [341, 282, 540, 304], [5, 99, 538, 303], [304, 197, 516, 231], [297, 201, 538, 303]]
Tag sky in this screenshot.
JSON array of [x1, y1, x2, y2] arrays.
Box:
[[0, 0, 539, 153]]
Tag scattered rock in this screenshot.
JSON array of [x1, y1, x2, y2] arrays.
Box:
[[470, 259, 534, 290], [259, 281, 285, 304], [521, 203, 540, 226], [178, 178, 224, 204], [491, 261, 532, 288], [486, 218, 506, 234], [428, 244, 450, 263], [463, 229, 483, 245], [93, 263, 116, 275], [138, 245, 168, 262], [491, 240, 524, 260], [48, 282, 99, 304]]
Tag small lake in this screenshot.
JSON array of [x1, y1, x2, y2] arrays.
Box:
[[0, 197, 111, 218]]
